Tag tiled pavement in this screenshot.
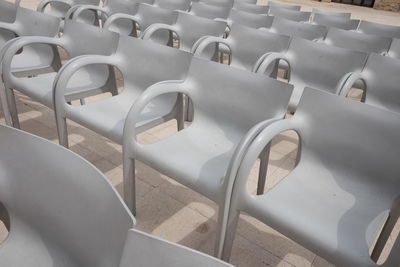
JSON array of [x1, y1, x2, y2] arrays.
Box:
[[0, 1, 399, 266]]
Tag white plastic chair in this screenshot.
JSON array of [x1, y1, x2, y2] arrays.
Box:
[[358, 20, 400, 39], [268, 1, 300, 11], [268, 17, 327, 41], [37, 0, 100, 19], [233, 2, 269, 14], [189, 2, 231, 20], [311, 8, 351, 21], [269, 7, 311, 22], [198, 0, 234, 7], [313, 13, 360, 30], [153, 0, 191, 11], [226, 9, 274, 29], [221, 88, 400, 267], [122, 56, 293, 257], [0, 0, 19, 23], [254, 37, 368, 112]]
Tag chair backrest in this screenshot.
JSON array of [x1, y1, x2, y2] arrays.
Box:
[[106, 0, 147, 15], [49, 0, 100, 18], [116, 35, 192, 97], [388, 38, 400, 59], [227, 24, 290, 71], [358, 20, 400, 39], [189, 2, 231, 19], [268, 1, 300, 10], [313, 13, 360, 30], [153, 0, 191, 11], [0, 0, 18, 23], [311, 8, 351, 19], [198, 0, 234, 7], [119, 229, 233, 267], [324, 27, 392, 54], [174, 12, 227, 53], [183, 57, 293, 137], [228, 9, 274, 29], [269, 8, 311, 22], [358, 53, 400, 114], [135, 4, 178, 32], [233, 2, 269, 14], [0, 125, 134, 266], [270, 17, 327, 41], [287, 37, 368, 95], [61, 19, 119, 58]]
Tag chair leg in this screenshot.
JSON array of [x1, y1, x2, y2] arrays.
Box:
[[221, 208, 240, 261], [56, 116, 69, 148], [8, 88, 20, 129], [0, 82, 13, 126], [79, 98, 86, 105], [257, 142, 271, 195], [176, 93, 184, 131], [123, 156, 136, 216], [185, 97, 194, 122]]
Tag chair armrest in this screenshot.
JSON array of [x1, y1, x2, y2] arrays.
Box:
[[103, 13, 142, 33], [191, 35, 230, 55], [123, 80, 186, 155], [337, 72, 366, 97], [65, 4, 83, 19], [141, 23, 178, 40], [72, 5, 107, 21], [37, 0, 73, 12], [252, 52, 290, 76]]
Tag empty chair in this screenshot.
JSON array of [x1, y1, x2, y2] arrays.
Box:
[[120, 229, 233, 267], [338, 53, 400, 114], [142, 12, 226, 58], [227, 9, 274, 29], [0, 124, 135, 266], [192, 23, 290, 71], [313, 13, 360, 30], [268, 17, 327, 40], [269, 7, 311, 22], [104, 4, 178, 38], [254, 37, 368, 112], [358, 20, 400, 39], [221, 88, 400, 266], [198, 0, 234, 7], [388, 38, 400, 59], [233, 2, 269, 14], [122, 56, 293, 256], [1, 20, 119, 128], [324, 27, 392, 54], [37, 0, 100, 19], [311, 8, 351, 20], [268, 1, 300, 11], [153, 0, 191, 11], [189, 2, 231, 20]]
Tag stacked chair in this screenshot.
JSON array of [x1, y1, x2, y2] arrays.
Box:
[[1, 0, 400, 266]]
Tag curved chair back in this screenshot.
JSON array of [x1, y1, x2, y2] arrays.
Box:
[[269, 7, 311, 22], [313, 13, 360, 30], [270, 17, 327, 41], [0, 0, 18, 23], [311, 8, 351, 19], [324, 27, 392, 54], [227, 24, 290, 71], [198, 0, 234, 7], [190, 2, 231, 19], [228, 9, 274, 29], [0, 125, 134, 266], [233, 2, 269, 14], [105, 0, 148, 15], [136, 4, 178, 33], [286, 37, 368, 110], [153, 0, 191, 10], [358, 53, 400, 113], [388, 38, 400, 59], [268, 1, 300, 10], [48, 0, 100, 18], [358, 20, 400, 38]]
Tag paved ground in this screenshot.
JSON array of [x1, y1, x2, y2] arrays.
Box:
[[0, 1, 399, 266]]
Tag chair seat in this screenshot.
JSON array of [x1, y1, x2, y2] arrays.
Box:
[[66, 92, 178, 144], [11, 45, 55, 75], [137, 125, 236, 201], [247, 162, 389, 266], [13, 65, 109, 108]]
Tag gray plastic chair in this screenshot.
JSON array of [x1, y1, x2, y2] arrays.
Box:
[[1, 20, 119, 128], [142, 12, 226, 58], [268, 17, 327, 41], [37, 0, 100, 19], [313, 13, 360, 30], [233, 2, 269, 14], [268, 1, 300, 11], [122, 56, 293, 257], [189, 2, 231, 20], [324, 27, 392, 54], [198, 0, 234, 7], [0, 124, 135, 267], [221, 88, 400, 266], [311, 8, 351, 20], [358, 20, 400, 39], [192, 23, 290, 71], [388, 38, 400, 59], [269, 7, 311, 22], [226, 9, 274, 29], [120, 229, 233, 267], [104, 3, 178, 38], [153, 0, 191, 11], [0, 0, 19, 23], [338, 53, 400, 114], [254, 37, 368, 112]]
